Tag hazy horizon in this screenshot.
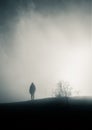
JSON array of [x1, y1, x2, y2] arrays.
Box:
[[0, 0, 91, 103]]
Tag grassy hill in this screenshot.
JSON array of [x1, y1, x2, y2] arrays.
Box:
[[0, 97, 92, 129], [0, 97, 92, 114]]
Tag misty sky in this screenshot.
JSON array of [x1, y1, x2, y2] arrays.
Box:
[[0, 0, 91, 102]]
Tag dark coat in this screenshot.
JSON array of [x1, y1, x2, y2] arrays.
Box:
[[29, 83, 36, 95]]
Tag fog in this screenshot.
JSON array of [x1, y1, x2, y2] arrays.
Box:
[[0, 0, 91, 102]]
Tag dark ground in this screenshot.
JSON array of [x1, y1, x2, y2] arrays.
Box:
[[0, 97, 92, 129]]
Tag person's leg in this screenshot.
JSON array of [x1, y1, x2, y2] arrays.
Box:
[[31, 93, 35, 100], [33, 94, 34, 100], [31, 94, 32, 100], [32, 94, 35, 100]]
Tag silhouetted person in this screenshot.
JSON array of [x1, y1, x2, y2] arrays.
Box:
[[29, 82, 36, 100]]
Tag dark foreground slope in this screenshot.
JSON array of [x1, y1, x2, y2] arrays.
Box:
[[0, 97, 92, 128]]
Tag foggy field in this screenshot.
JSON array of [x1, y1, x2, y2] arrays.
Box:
[[0, 1, 91, 128], [0, 0, 91, 103], [1, 97, 92, 111]]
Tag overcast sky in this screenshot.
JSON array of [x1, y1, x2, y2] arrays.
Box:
[[0, 0, 91, 102]]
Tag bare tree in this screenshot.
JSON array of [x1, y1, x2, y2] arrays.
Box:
[[55, 81, 72, 98]]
